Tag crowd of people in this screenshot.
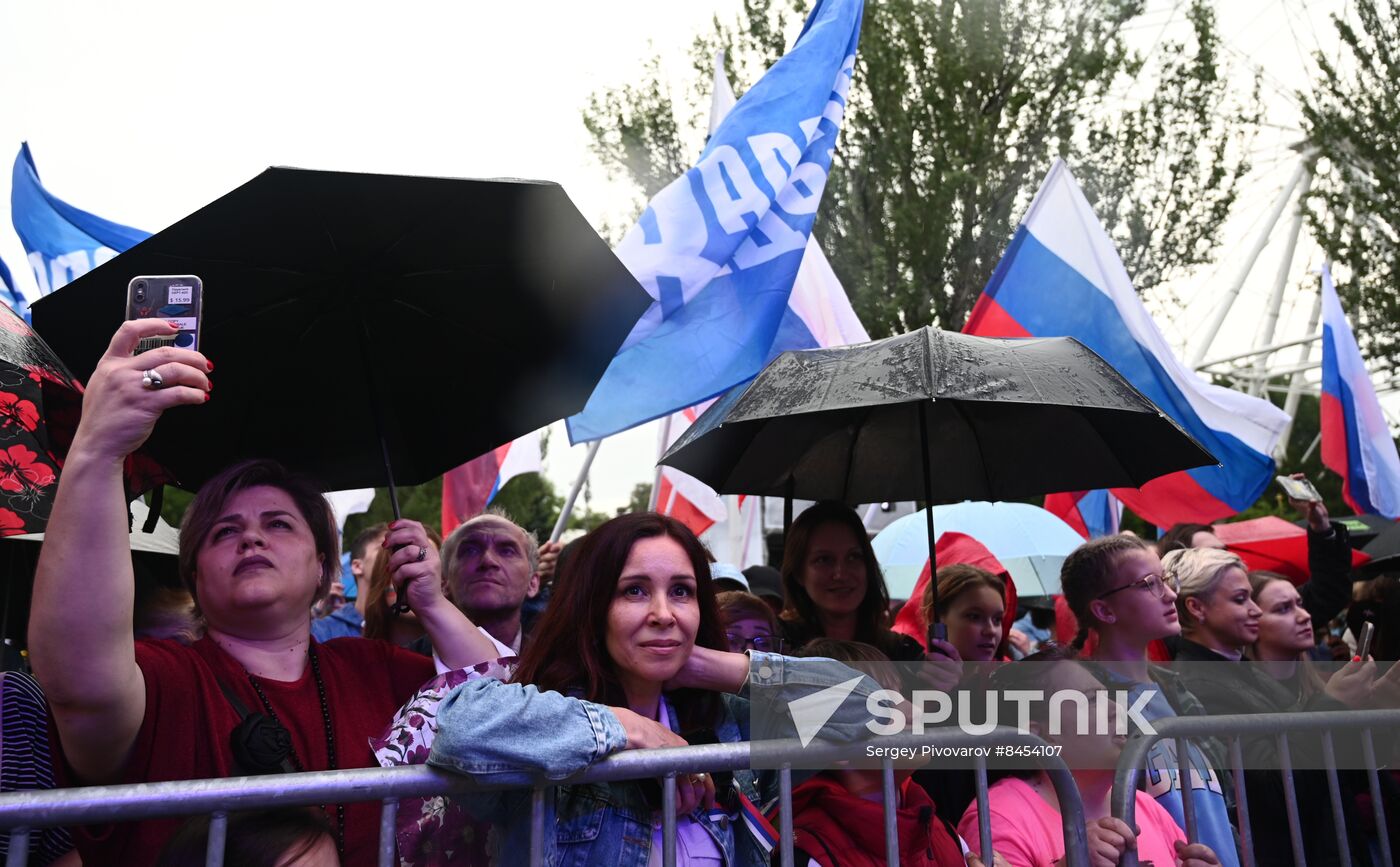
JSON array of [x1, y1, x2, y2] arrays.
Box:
[[3, 317, 1399, 867]]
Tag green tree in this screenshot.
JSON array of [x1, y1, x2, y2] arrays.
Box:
[[627, 482, 653, 514], [582, 0, 1257, 336], [492, 473, 564, 541], [1302, 0, 1400, 365]]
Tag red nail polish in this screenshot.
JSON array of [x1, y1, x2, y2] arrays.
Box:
[[168, 320, 180, 329], [206, 361, 214, 372], [204, 392, 211, 402], [1354, 656, 1362, 662]]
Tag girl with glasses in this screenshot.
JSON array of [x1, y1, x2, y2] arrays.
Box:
[[717, 591, 783, 653], [1060, 536, 1241, 867]]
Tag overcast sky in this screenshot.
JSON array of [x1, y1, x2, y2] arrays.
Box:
[[0, 0, 1358, 515]]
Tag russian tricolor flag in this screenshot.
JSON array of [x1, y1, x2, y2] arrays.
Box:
[[965, 160, 1290, 528], [441, 431, 543, 534], [1044, 489, 1122, 539], [1319, 265, 1400, 518]]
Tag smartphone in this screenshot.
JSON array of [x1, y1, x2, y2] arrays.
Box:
[[126, 275, 202, 355], [1357, 621, 1376, 661], [1276, 474, 1322, 503]]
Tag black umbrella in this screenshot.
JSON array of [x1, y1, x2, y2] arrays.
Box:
[[32, 167, 650, 512], [659, 327, 1217, 632], [1360, 521, 1400, 575]]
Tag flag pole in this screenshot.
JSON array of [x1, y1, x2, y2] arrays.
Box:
[[648, 415, 671, 511], [551, 439, 602, 544]]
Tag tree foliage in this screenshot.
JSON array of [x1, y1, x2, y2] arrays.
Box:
[[582, 0, 1257, 336], [1302, 0, 1400, 366]]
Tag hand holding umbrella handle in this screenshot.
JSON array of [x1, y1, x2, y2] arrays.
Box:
[[381, 521, 438, 615], [926, 621, 948, 651]]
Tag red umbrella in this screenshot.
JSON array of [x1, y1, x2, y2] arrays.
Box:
[[891, 531, 1018, 653], [1213, 515, 1369, 583]]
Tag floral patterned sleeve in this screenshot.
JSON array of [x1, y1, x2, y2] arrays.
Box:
[[369, 658, 517, 867], [370, 657, 517, 768]]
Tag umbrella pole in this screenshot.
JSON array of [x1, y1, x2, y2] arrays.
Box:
[[377, 432, 403, 521], [919, 401, 946, 646], [783, 478, 794, 533]]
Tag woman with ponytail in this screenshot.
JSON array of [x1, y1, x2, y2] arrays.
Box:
[[1059, 536, 1242, 867]]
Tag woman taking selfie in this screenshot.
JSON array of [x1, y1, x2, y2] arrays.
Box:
[[29, 319, 499, 866]]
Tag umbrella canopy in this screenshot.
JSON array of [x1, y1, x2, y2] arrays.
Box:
[[660, 327, 1216, 503], [874, 501, 1085, 598], [1214, 515, 1370, 583], [0, 305, 112, 536], [32, 167, 650, 494]]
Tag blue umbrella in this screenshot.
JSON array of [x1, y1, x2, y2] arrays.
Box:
[[872, 501, 1085, 599]]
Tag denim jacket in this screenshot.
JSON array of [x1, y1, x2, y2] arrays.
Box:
[[427, 651, 883, 866]]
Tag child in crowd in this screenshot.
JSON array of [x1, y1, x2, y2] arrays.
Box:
[[1059, 536, 1242, 867], [958, 648, 1221, 867]]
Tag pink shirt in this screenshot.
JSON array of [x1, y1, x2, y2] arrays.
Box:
[[957, 777, 1187, 867]]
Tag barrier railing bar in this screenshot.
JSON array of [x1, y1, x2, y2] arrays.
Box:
[[1321, 732, 1352, 867], [1112, 710, 1400, 867], [1229, 736, 1255, 867], [377, 798, 397, 867], [1362, 729, 1394, 867], [662, 773, 677, 867], [205, 809, 227, 867], [881, 758, 899, 867], [0, 729, 1088, 865], [5, 829, 29, 867], [530, 786, 547, 867], [1176, 735, 1198, 843], [1276, 733, 1306, 867], [974, 753, 992, 866], [778, 764, 794, 867]]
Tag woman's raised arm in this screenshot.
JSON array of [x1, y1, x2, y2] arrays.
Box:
[[29, 319, 209, 783]]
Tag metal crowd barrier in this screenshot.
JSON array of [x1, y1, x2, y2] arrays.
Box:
[[0, 727, 1089, 867], [1112, 708, 1400, 867]]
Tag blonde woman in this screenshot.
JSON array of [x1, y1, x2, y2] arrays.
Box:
[[1164, 548, 1387, 867]]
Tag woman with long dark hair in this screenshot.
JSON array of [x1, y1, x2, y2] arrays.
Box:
[[777, 500, 924, 660], [376, 511, 890, 866]]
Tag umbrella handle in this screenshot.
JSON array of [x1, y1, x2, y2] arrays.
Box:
[[926, 621, 948, 650], [384, 542, 412, 614]]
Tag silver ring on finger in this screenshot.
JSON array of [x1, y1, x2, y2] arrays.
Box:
[[415, 545, 427, 563], [141, 369, 164, 390]]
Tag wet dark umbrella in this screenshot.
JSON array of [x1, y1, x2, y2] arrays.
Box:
[[1360, 522, 1400, 575], [659, 327, 1217, 633], [32, 167, 650, 513], [0, 306, 81, 537]]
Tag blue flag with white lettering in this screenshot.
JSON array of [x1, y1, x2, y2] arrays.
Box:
[[11, 143, 149, 306], [566, 0, 864, 443], [0, 255, 24, 320]]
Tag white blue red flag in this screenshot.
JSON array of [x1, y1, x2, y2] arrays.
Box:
[[566, 0, 864, 443], [1044, 489, 1123, 539], [965, 160, 1290, 528], [441, 431, 544, 534], [1319, 264, 1400, 518], [11, 144, 149, 309]]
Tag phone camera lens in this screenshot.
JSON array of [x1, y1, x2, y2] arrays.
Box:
[[133, 281, 147, 302]]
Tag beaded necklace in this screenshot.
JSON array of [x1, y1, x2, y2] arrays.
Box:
[[245, 645, 345, 855]]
